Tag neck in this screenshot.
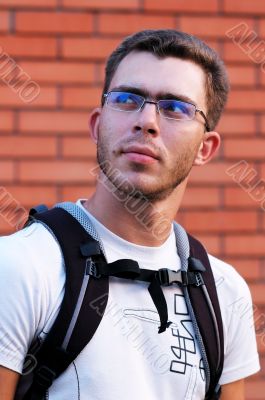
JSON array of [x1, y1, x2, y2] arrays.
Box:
[[83, 176, 187, 247]]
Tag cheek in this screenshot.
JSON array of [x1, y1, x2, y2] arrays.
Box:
[[98, 116, 123, 155], [163, 133, 186, 155], [100, 114, 135, 152], [100, 112, 123, 137], [164, 132, 201, 163]]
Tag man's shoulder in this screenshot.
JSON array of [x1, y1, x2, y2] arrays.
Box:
[[0, 222, 62, 277], [208, 253, 245, 282], [207, 253, 252, 304]]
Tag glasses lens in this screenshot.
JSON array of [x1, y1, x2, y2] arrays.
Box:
[[158, 100, 195, 120], [106, 92, 143, 112]]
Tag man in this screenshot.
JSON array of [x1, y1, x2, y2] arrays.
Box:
[[0, 29, 260, 399]]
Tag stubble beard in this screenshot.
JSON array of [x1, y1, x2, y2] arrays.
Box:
[[96, 135, 198, 202]]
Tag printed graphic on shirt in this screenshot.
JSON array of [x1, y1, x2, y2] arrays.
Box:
[[123, 293, 205, 382], [170, 294, 205, 382]]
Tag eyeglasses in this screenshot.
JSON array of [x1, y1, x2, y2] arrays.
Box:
[[103, 91, 210, 132]]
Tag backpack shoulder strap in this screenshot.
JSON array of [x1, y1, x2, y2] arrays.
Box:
[[20, 207, 109, 400], [187, 233, 224, 400]]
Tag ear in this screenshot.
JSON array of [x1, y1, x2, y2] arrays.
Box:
[[193, 131, 221, 166], [89, 107, 101, 144]]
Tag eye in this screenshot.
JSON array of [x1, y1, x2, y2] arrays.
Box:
[[109, 92, 142, 111], [159, 100, 194, 119], [115, 92, 135, 104]]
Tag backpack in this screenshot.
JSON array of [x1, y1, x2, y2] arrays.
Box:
[[14, 203, 224, 400]]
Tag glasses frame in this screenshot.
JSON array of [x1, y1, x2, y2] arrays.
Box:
[[103, 91, 210, 132]]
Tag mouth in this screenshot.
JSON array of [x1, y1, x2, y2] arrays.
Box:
[[122, 146, 160, 164]]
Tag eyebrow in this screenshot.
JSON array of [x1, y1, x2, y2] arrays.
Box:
[[109, 85, 197, 106]]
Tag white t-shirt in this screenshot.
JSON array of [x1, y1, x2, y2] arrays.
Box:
[[0, 201, 260, 400]]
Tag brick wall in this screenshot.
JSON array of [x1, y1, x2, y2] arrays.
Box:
[[0, 0, 264, 398]]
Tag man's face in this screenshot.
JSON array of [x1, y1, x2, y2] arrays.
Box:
[[92, 51, 209, 201]]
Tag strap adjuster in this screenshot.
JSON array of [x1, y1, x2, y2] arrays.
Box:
[[35, 365, 56, 388], [157, 268, 182, 286], [86, 259, 101, 278]]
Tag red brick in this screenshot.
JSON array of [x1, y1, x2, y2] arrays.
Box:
[[16, 12, 93, 34], [249, 284, 265, 305], [199, 40, 220, 53], [259, 20, 265, 37], [62, 38, 120, 60], [0, 216, 20, 235], [189, 163, 235, 185], [19, 111, 89, 134], [226, 65, 256, 87], [216, 113, 256, 136], [260, 117, 265, 135], [0, 11, 9, 32], [223, 42, 257, 64], [259, 354, 265, 372], [224, 139, 265, 159], [2, 185, 57, 207], [191, 234, 221, 255], [252, 333, 265, 354], [0, 111, 14, 131], [227, 90, 265, 111], [260, 164, 265, 177], [181, 187, 220, 208], [224, 187, 262, 208], [144, 0, 218, 12], [262, 214, 265, 231], [98, 13, 175, 35], [0, 192, 42, 234], [224, 0, 265, 14], [62, 137, 96, 159], [0, 0, 56, 7], [0, 218, 17, 235], [18, 160, 96, 184], [62, 0, 139, 10], [0, 36, 56, 57], [19, 61, 94, 84], [0, 161, 14, 182], [62, 87, 102, 109], [97, 63, 105, 84], [223, 258, 260, 280], [224, 235, 265, 256], [259, 67, 265, 86], [256, 334, 265, 356], [61, 185, 95, 202], [0, 85, 56, 108], [184, 211, 257, 233], [179, 17, 255, 38], [0, 136, 57, 158]]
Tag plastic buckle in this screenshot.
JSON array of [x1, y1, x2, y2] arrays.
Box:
[[86, 258, 101, 278], [158, 268, 182, 286], [35, 365, 56, 388]]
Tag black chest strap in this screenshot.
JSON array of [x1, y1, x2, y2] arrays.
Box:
[[83, 249, 207, 334]]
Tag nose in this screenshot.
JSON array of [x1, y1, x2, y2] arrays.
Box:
[[132, 102, 160, 136]]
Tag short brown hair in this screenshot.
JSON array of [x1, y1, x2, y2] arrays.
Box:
[[103, 29, 229, 131]]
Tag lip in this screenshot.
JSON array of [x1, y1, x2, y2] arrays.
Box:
[[122, 145, 159, 160]]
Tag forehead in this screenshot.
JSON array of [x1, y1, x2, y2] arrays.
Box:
[[109, 51, 207, 109]]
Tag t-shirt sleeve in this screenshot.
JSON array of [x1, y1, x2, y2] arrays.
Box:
[[0, 224, 65, 374], [0, 227, 45, 373], [210, 256, 260, 385]]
